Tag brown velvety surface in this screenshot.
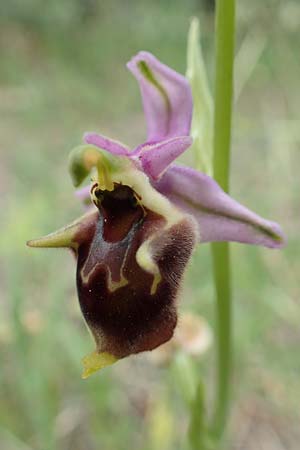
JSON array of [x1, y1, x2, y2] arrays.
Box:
[[75, 185, 197, 358]]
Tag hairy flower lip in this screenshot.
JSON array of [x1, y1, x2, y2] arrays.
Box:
[[75, 192, 198, 360]]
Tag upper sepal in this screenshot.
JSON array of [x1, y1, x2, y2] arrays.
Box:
[[127, 51, 193, 142]]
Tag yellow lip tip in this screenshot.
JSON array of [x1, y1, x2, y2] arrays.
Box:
[[81, 370, 92, 380], [81, 351, 118, 379]]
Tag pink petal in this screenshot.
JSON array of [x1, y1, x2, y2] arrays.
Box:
[[132, 136, 192, 180], [154, 164, 286, 249], [127, 51, 193, 141], [84, 132, 129, 156]]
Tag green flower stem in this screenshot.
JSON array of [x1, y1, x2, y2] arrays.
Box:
[[211, 0, 236, 440], [211, 243, 231, 440]]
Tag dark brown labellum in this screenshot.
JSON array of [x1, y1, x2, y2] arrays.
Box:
[[75, 184, 197, 359]]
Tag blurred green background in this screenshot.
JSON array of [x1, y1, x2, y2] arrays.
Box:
[[0, 0, 299, 449]]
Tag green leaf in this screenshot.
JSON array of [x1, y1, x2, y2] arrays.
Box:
[[188, 381, 215, 450], [186, 17, 213, 175]]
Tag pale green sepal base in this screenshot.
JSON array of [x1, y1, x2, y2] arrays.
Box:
[[81, 351, 118, 379]]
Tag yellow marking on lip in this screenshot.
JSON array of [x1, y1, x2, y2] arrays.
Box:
[[80, 262, 129, 291], [108, 272, 129, 292], [136, 240, 162, 295], [151, 272, 162, 295]]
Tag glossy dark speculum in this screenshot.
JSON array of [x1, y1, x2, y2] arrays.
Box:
[[75, 184, 197, 359]]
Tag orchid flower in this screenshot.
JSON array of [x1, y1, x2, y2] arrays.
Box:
[[27, 52, 285, 378]]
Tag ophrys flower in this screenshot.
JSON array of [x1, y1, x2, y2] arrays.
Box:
[[28, 52, 285, 378]]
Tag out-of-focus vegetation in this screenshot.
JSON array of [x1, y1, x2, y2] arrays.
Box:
[[0, 1, 299, 449]]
